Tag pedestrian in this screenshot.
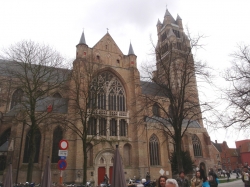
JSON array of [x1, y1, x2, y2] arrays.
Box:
[[104, 174, 109, 185], [157, 175, 168, 187], [166, 179, 179, 187], [226, 170, 230, 182], [176, 171, 189, 187], [242, 166, 250, 187], [199, 165, 207, 182], [191, 171, 203, 187], [208, 168, 218, 187]]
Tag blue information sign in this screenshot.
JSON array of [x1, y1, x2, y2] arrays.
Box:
[[60, 156, 66, 160]]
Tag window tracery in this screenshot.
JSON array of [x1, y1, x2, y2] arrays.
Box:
[[192, 134, 202, 157], [149, 134, 160, 165]]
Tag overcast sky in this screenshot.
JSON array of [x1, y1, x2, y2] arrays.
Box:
[[1, 0, 250, 148]]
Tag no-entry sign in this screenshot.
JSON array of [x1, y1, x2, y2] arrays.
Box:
[[59, 139, 68, 150], [58, 159, 67, 170]]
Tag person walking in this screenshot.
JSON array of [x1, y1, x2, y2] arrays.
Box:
[[176, 171, 189, 187], [242, 167, 250, 187], [208, 168, 218, 187], [191, 171, 203, 187]]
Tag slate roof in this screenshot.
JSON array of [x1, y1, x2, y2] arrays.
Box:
[[145, 116, 202, 128], [5, 97, 68, 117], [0, 59, 71, 82], [128, 43, 135, 55], [212, 142, 222, 152], [0, 141, 8, 152], [79, 30, 86, 45], [140, 81, 169, 97]]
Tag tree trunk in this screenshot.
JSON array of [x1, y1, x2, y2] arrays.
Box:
[[175, 134, 183, 173], [82, 138, 87, 186], [27, 126, 36, 182]]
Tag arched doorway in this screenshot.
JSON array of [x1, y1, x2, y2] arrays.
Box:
[[200, 162, 207, 177], [95, 150, 114, 185]]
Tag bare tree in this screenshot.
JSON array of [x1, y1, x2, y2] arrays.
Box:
[[63, 55, 113, 185], [138, 31, 211, 173], [0, 40, 69, 182], [223, 44, 250, 129]]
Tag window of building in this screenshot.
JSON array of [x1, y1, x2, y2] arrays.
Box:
[[23, 129, 41, 163], [110, 118, 117, 136], [10, 88, 24, 109], [149, 134, 160, 165], [117, 59, 120, 63], [161, 32, 167, 41], [177, 42, 182, 50], [161, 43, 168, 55], [86, 143, 93, 166], [89, 71, 126, 111], [119, 119, 127, 136], [123, 143, 131, 166], [51, 126, 63, 163], [173, 30, 180, 38], [0, 155, 7, 171], [100, 157, 104, 164], [99, 118, 107, 136], [152, 103, 160, 116], [0, 128, 11, 147], [192, 135, 202, 157], [88, 117, 97, 135], [53, 92, 62, 98], [96, 55, 100, 60]]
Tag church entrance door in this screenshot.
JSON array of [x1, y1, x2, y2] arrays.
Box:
[[98, 167, 105, 185]]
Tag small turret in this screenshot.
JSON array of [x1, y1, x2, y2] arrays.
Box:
[[176, 14, 183, 30], [128, 42, 137, 67], [128, 42, 135, 55], [76, 30, 88, 58], [156, 19, 162, 33]]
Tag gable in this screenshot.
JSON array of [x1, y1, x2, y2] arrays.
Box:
[[93, 33, 123, 56]]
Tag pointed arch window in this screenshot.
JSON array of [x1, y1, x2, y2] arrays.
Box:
[[51, 126, 63, 163], [88, 117, 97, 135], [100, 157, 105, 164], [110, 118, 117, 136], [99, 118, 107, 136], [149, 134, 160, 165], [11, 88, 24, 109], [53, 92, 62, 98], [153, 103, 160, 116], [86, 143, 93, 167], [89, 71, 126, 112], [23, 129, 41, 163], [192, 135, 202, 157], [0, 128, 10, 171], [123, 143, 131, 166], [119, 119, 127, 136], [0, 128, 11, 147]]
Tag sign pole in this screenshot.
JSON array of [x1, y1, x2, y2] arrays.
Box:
[[59, 170, 63, 184]]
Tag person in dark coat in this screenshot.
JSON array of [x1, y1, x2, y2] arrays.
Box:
[[208, 168, 218, 187], [176, 171, 189, 187]]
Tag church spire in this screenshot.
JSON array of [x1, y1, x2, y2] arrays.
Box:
[[79, 30, 86, 45], [128, 42, 135, 55], [163, 8, 176, 24]]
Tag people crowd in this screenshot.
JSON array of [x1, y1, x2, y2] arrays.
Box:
[[140, 164, 250, 187]]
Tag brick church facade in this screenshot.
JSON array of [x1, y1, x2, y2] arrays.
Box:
[[0, 8, 216, 185]]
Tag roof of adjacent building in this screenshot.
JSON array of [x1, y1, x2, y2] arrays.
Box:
[[145, 116, 202, 128], [5, 97, 68, 117], [212, 142, 222, 152], [140, 81, 169, 97]]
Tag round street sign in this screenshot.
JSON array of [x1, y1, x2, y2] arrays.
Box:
[[59, 139, 68, 150], [58, 159, 67, 170]]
